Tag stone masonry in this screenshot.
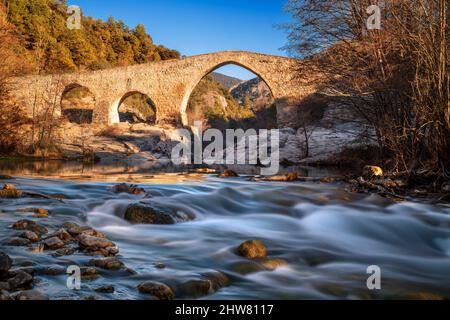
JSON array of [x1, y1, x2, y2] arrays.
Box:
[[9, 51, 322, 128]]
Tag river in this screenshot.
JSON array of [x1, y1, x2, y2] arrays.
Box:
[[1, 161, 450, 300]]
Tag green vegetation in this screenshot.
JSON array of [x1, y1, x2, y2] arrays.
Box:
[[2, 0, 180, 74]]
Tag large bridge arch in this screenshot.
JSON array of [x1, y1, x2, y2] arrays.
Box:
[[179, 60, 277, 126]]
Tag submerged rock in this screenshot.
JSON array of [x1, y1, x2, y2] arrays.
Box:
[[20, 231, 40, 243], [8, 237, 31, 247], [10, 220, 48, 235], [108, 183, 145, 195], [95, 285, 115, 293], [202, 271, 230, 291], [261, 259, 288, 270], [177, 280, 211, 298], [0, 252, 12, 277], [261, 172, 299, 182], [17, 208, 49, 218], [218, 170, 239, 178], [8, 270, 33, 290], [89, 258, 124, 271], [13, 290, 49, 301], [0, 184, 22, 198], [137, 281, 174, 300], [237, 240, 267, 259], [43, 237, 65, 250], [124, 202, 192, 225]]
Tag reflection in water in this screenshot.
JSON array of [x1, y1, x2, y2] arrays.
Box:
[[0, 162, 449, 300]]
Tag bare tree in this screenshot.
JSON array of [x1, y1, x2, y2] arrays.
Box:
[[284, 0, 449, 176]]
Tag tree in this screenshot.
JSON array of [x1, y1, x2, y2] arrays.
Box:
[[284, 0, 449, 174]]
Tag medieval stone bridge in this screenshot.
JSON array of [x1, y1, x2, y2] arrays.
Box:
[[9, 51, 320, 128]]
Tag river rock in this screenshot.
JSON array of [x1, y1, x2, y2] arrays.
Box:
[[20, 231, 40, 243], [137, 281, 174, 300], [218, 170, 239, 178], [8, 270, 33, 290], [202, 271, 230, 291], [13, 290, 49, 300], [17, 208, 49, 218], [41, 265, 66, 276], [80, 267, 100, 281], [79, 228, 106, 239], [0, 184, 22, 198], [237, 240, 267, 259], [89, 258, 124, 271], [95, 285, 115, 293], [262, 172, 299, 182], [0, 289, 12, 300], [261, 258, 288, 270], [43, 237, 65, 250], [0, 282, 10, 291], [0, 252, 12, 277], [52, 247, 76, 257], [177, 280, 211, 298], [8, 237, 31, 247], [11, 220, 48, 235], [50, 228, 73, 242], [108, 183, 145, 195], [78, 234, 114, 249], [363, 165, 383, 178], [124, 202, 191, 225]]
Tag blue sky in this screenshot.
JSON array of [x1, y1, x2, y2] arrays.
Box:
[[71, 0, 292, 80]]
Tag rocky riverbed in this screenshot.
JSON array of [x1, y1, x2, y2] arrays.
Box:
[[1, 166, 450, 300]]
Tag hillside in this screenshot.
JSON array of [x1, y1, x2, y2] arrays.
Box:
[[231, 78, 274, 112], [1, 0, 180, 74], [211, 72, 243, 90]]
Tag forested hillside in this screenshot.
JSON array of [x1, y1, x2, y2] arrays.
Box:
[[1, 0, 180, 74]]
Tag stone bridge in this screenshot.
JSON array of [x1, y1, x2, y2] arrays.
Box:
[[9, 51, 321, 128]]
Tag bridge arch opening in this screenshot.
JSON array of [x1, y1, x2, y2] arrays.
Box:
[[61, 84, 96, 124], [115, 91, 157, 124], [182, 62, 277, 130]]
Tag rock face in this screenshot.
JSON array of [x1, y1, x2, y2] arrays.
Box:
[[237, 240, 268, 259], [138, 281, 174, 300], [124, 203, 192, 225]]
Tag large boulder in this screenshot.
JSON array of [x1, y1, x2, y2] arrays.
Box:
[[124, 203, 192, 225]]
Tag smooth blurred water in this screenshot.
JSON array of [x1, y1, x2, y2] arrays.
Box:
[[1, 165, 450, 300]]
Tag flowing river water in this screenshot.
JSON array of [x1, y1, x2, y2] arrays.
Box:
[[1, 161, 450, 300]]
